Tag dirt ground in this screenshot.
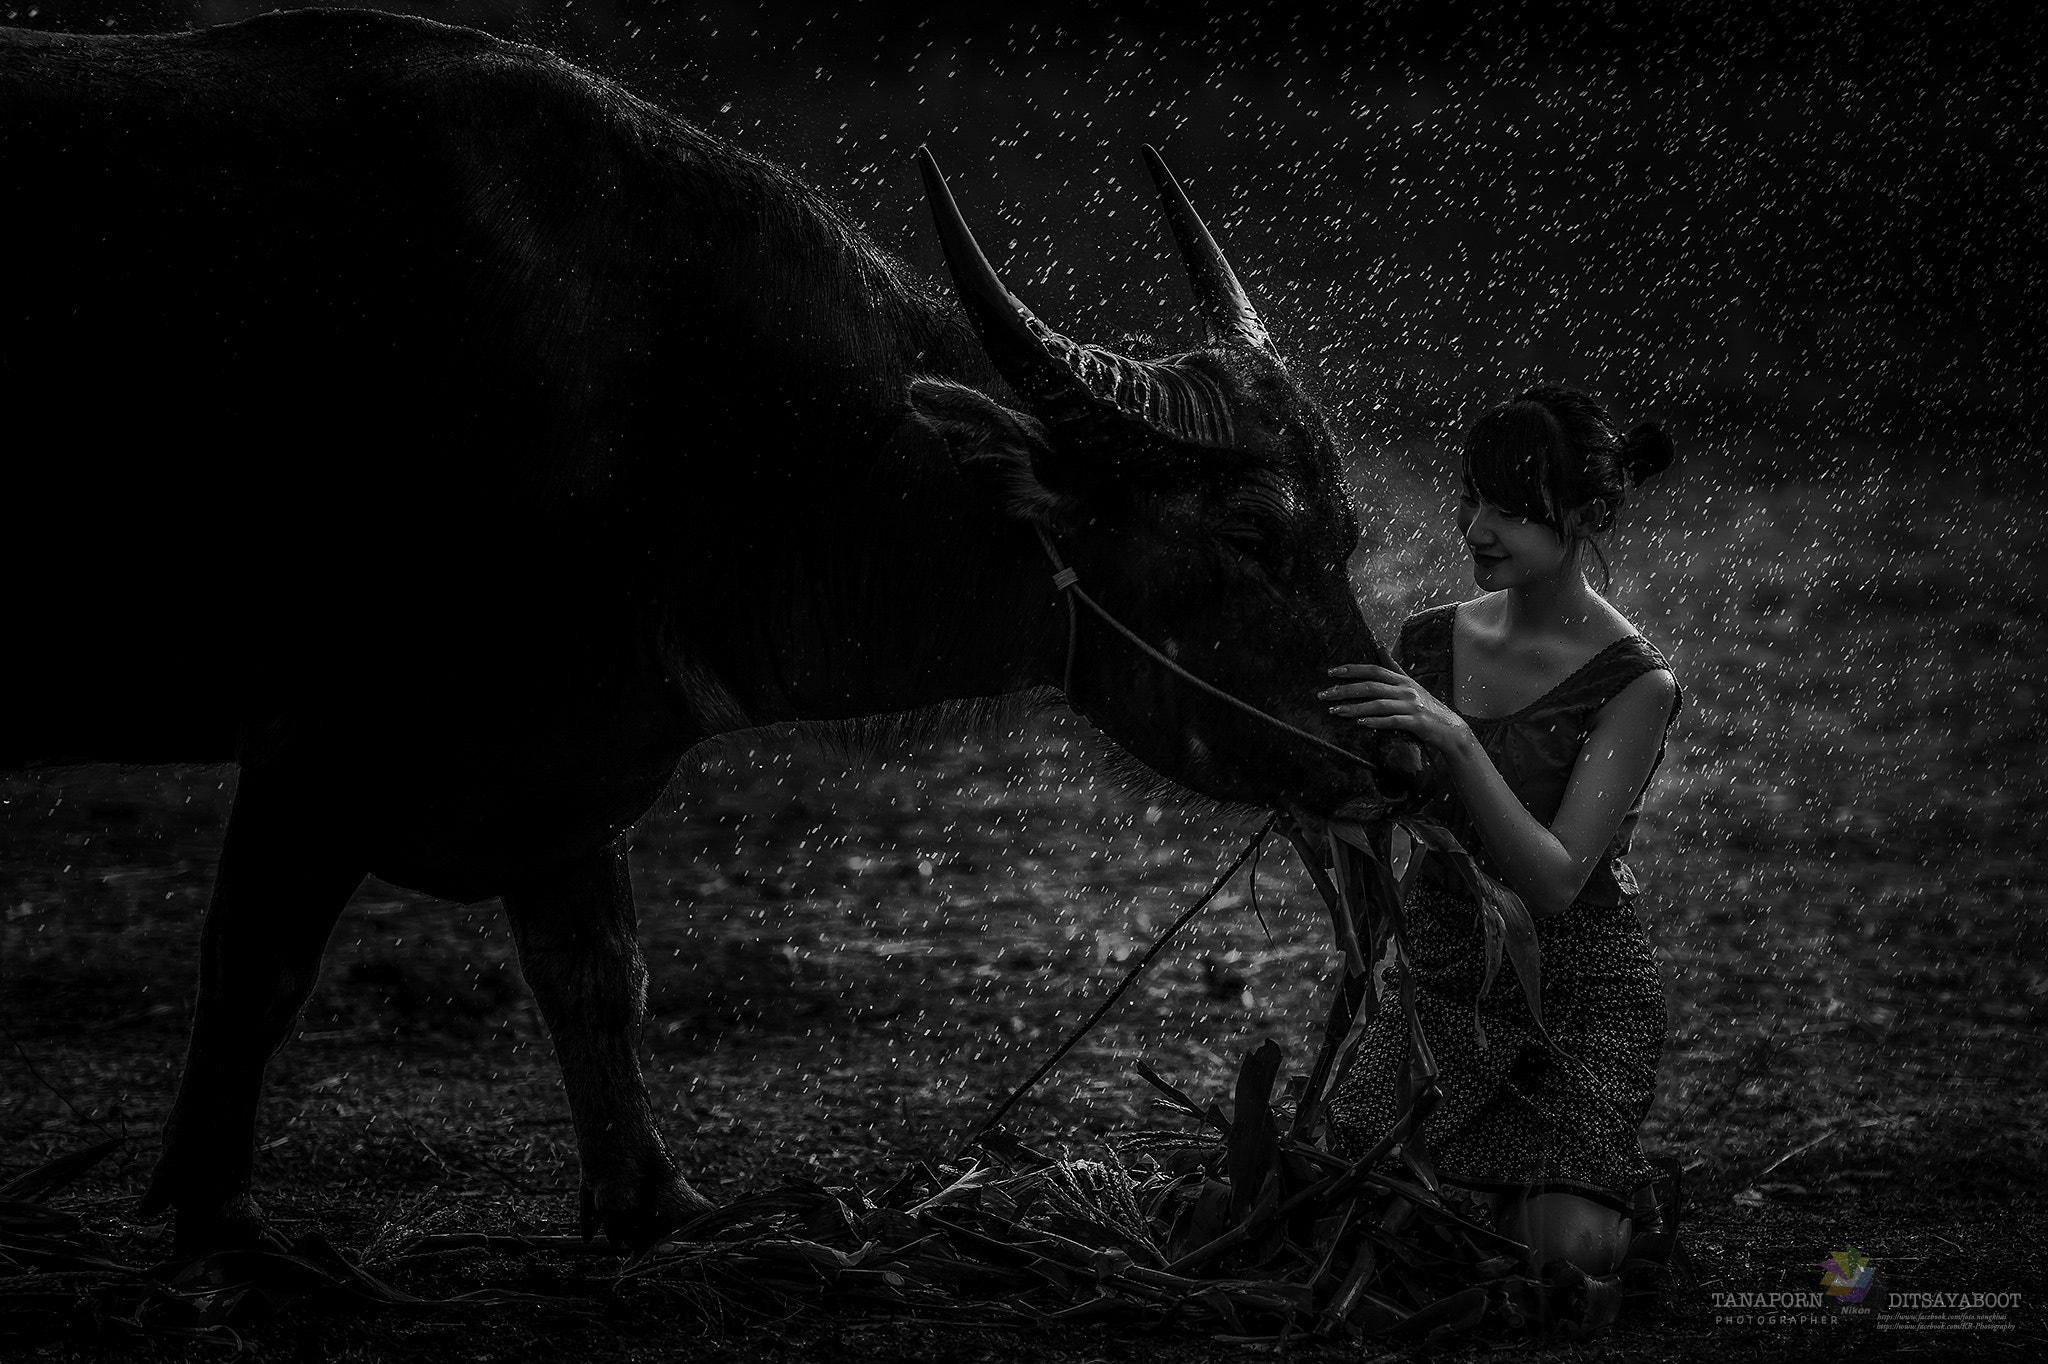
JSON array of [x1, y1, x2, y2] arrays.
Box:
[[4, 468, 2043, 1360]]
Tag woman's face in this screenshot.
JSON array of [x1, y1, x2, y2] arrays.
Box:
[[1455, 490, 1573, 589]]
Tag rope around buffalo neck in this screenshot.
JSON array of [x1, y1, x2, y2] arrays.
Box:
[[1032, 526, 1383, 776]]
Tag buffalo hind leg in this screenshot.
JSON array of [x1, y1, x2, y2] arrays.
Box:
[[502, 841, 711, 1248], [139, 765, 364, 1254]]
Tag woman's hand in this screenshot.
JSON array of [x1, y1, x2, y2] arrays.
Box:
[[1319, 663, 1474, 755]]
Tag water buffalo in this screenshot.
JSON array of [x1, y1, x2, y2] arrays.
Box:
[[1, 8, 1425, 1251]]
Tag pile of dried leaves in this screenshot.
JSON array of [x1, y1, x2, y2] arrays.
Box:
[[611, 1063, 1638, 1348]]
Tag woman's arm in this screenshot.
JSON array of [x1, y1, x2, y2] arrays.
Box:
[[1322, 663, 1677, 917]]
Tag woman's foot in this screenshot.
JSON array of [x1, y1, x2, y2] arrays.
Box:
[[1492, 1190, 1633, 1276]]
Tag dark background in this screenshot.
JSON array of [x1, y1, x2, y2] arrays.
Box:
[[11, 0, 2043, 474]]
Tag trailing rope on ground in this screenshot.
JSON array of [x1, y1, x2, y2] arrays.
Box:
[[960, 812, 1278, 1157]]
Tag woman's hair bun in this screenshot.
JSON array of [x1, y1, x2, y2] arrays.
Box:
[[1618, 421, 1676, 484]]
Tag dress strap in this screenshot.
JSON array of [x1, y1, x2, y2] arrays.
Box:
[[1549, 635, 1683, 722]]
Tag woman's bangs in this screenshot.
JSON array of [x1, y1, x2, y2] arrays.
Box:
[[1461, 407, 1556, 524]]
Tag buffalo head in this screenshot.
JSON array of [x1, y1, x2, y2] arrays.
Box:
[[909, 147, 1427, 821]]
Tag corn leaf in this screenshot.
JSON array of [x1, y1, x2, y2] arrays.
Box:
[[1225, 1041, 1282, 1226], [1135, 1061, 1226, 1133], [1402, 817, 1544, 1031], [0, 1138, 124, 1205]]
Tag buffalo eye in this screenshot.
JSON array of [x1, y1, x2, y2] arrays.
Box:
[[1217, 523, 1269, 556], [1217, 520, 1294, 577]]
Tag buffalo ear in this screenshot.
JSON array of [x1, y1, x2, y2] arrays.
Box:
[[906, 377, 1081, 526]]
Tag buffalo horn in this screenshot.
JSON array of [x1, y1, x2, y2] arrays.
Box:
[[1141, 145, 1275, 355], [917, 147, 1238, 454], [914, 147, 1101, 421]]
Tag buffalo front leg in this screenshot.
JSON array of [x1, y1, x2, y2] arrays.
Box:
[[138, 766, 365, 1253], [502, 841, 710, 1247]]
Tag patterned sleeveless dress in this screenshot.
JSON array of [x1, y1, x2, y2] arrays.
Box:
[[1324, 602, 1681, 1213]]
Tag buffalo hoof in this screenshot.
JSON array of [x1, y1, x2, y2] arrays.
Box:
[[579, 1172, 716, 1251], [152, 1192, 289, 1260]]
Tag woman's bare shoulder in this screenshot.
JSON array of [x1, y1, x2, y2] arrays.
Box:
[[1593, 659, 1680, 738]]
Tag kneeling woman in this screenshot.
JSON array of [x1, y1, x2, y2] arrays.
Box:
[[1320, 384, 1679, 1276]]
